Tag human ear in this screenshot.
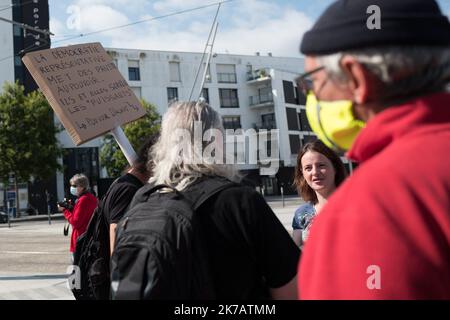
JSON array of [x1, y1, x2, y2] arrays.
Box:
[[339, 56, 372, 104]]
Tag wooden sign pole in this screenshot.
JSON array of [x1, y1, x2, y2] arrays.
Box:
[[110, 126, 137, 166]]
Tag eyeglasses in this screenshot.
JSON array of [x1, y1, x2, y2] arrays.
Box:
[[295, 66, 325, 95], [70, 185, 77, 188]]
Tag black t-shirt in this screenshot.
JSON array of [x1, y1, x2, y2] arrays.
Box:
[[197, 185, 300, 299], [103, 173, 144, 224]]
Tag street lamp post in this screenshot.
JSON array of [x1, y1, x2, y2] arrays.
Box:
[[7, 173, 15, 221], [7, 199, 11, 229], [46, 190, 51, 225]]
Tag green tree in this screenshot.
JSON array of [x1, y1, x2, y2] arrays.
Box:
[[100, 99, 160, 177], [0, 81, 64, 214]]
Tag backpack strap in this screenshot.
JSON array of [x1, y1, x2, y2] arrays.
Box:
[[145, 184, 179, 196], [131, 177, 236, 210], [183, 177, 237, 210]]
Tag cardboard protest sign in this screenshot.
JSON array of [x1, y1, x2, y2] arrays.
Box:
[[22, 42, 146, 145]]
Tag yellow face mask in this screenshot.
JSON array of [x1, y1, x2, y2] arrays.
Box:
[[305, 93, 366, 152]]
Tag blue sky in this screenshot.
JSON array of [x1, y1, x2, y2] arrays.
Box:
[[48, 0, 450, 58]]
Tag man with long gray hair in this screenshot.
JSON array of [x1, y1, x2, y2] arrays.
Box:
[[297, 0, 450, 299], [111, 101, 299, 299]]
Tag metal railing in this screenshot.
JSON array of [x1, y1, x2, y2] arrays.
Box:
[[220, 97, 239, 108], [217, 73, 237, 83], [249, 92, 273, 106], [253, 121, 277, 130]]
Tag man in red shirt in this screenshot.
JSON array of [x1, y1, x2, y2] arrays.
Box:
[[297, 0, 450, 299], [59, 173, 97, 257]]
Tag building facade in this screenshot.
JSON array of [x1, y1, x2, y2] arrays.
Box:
[[0, 1, 353, 214], [55, 47, 347, 200], [0, 0, 53, 216]]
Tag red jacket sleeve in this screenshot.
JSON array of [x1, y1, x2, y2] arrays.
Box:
[[64, 196, 95, 230]]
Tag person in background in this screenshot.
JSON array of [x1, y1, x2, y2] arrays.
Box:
[[297, 0, 450, 299], [105, 133, 158, 255], [111, 101, 300, 299], [59, 173, 97, 259], [292, 140, 347, 248]]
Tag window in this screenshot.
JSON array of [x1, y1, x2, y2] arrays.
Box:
[[217, 64, 237, 83], [201, 88, 209, 103], [131, 87, 141, 99], [219, 89, 239, 108], [289, 135, 301, 155], [167, 87, 178, 103], [296, 86, 306, 105], [283, 80, 296, 104], [299, 109, 311, 131], [63, 147, 99, 192], [302, 135, 317, 145], [286, 108, 300, 130], [222, 116, 241, 130], [112, 59, 118, 67], [261, 113, 276, 130], [128, 60, 140, 81], [169, 62, 181, 82], [14, 56, 22, 66], [13, 25, 22, 37], [259, 86, 273, 103]]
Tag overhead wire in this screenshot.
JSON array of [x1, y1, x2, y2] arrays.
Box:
[[52, 0, 234, 44], [0, 0, 233, 64]]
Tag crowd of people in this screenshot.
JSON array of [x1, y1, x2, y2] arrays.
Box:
[[61, 0, 450, 300]]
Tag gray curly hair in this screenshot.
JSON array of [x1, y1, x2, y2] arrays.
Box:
[[149, 101, 239, 191]]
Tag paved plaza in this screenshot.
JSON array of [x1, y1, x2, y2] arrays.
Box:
[[0, 196, 302, 300]]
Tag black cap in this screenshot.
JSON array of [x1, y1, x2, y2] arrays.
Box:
[[300, 0, 450, 55]]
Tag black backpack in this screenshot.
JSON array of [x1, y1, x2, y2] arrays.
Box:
[[110, 177, 236, 300], [70, 189, 114, 300]]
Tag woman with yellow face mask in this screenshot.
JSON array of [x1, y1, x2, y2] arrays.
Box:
[[292, 140, 347, 249]]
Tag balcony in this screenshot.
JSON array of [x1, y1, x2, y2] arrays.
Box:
[[217, 73, 237, 83], [252, 121, 277, 131], [247, 68, 271, 83], [249, 92, 274, 108]]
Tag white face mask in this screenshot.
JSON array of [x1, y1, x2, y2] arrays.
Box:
[[70, 186, 78, 197]]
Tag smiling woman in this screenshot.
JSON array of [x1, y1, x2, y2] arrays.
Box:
[[291, 139, 347, 248]]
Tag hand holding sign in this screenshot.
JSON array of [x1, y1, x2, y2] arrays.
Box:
[[22, 42, 146, 164]]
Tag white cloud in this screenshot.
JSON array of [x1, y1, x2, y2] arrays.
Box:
[[51, 0, 312, 57], [50, 2, 132, 45], [49, 18, 65, 36], [109, 1, 312, 57], [74, 0, 148, 11], [152, 0, 215, 13], [217, 10, 311, 57], [78, 5, 129, 32]]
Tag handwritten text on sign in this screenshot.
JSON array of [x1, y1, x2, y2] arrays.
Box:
[[22, 43, 146, 145]]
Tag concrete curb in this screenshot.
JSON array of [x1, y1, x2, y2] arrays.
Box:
[[2, 195, 301, 224], [9, 214, 65, 223]]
